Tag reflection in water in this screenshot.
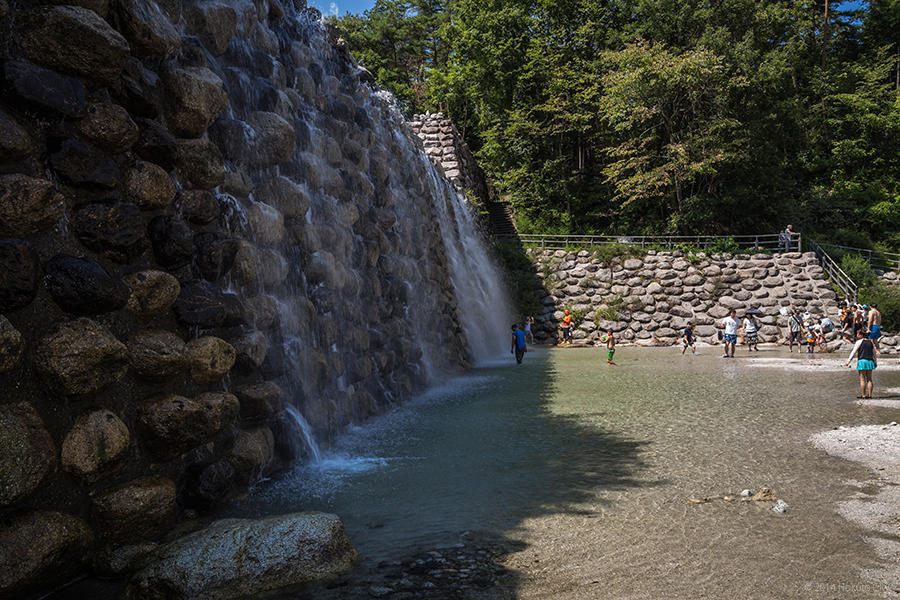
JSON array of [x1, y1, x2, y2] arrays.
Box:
[[228, 348, 900, 599]]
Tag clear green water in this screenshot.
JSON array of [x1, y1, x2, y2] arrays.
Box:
[[230, 347, 900, 599]]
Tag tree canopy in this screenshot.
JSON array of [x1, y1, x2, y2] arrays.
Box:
[[334, 0, 900, 249]]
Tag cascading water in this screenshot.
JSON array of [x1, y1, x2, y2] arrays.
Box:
[[190, 1, 512, 448]]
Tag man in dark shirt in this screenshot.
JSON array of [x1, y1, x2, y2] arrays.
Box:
[[511, 324, 527, 364]]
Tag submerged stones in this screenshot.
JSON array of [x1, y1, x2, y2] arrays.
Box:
[[127, 513, 358, 600]]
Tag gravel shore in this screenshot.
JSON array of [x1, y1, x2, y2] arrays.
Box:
[[810, 422, 900, 596]]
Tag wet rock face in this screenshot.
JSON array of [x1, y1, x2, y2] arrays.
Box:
[[70, 202, 148, 263], [176, 137, 225, 188], [77, 101, 139, 154], [0, 238, 40, 312], [43, 254, 130, 315], [148, 214, 194, 268], [3, 59, 87, 117], [33, 318, 128, 396], [183, 0, 238, 55], [0, 511, 94, 598], [229, 427, 275, 485], [138, 393, 239, 458], [173, 280, 243, 328], [113, 0, 181, 58], [123, 269, 180, 320], [128, 513, 358, 600], [16, 6, 130, 85], [0, 316, 25, 373], [91, 475, 176, 541], [186, 336, 236, 384], [0, 109, 33, 161], [235, 382, 283, 425], [193, 232, 238, 280], [127, 329, 186, 379], [178, 189, 220, 224], [61, 409, 130, 482], [50, 138, 121, 188], [0, 174, 66, 236], [124, 161, 176, 209], [0, 403, 56, 506], [163, 65, 229, 137]]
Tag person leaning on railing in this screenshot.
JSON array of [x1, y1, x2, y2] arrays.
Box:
[[778, 225, 795, 253]]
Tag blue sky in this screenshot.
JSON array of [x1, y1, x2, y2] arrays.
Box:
[[308, 0, 376, 17]]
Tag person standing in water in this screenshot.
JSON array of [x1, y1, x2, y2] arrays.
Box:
[[681, 322, 696, 355], [868, 303, 882, 348], [524, 316, 535, 344], [846, 329, 879, 399], [511, 323, 527, 365], [718, 309, 738, 358], [605, 329, 616, 365], [560, 310, 573, 345]]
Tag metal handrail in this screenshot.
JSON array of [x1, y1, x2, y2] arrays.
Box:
[[817, 243, 900, 273], [809, 240, 858, 300], [495, 232, 801, 252]]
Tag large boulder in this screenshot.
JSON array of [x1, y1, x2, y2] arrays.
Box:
[[43, 254, 130, 315], [92, 475, 176, 541], [173, 280, 243, 328], [228, 427, 275, 485], [33, 318, 128, 396], [77, 101, 139, 154], [3, 59, 87, 117], [0, 174, 66, 236], [113, 0, 181, 58], [183, 0, 238, 55], [124, 269, 180, 320], [246, 111, 295, 166], [50, 139, 120, 188], [186, 336, 236, 385], [127, 513, 358, 600], [0, 315, 25, 373], [124, 161, 176, 210], [257, 175, 309, 218], [231, 330, 267, 373], [0, 238, 40, 311], [177, 190, 220, 224], [148, 215, 194, 268], [162, 66, 228, 137], [0, 109, 33, 161], [138, 393, 238, 458], [128, 330, 186, 379], [70, 202, 148, 263], [234, 382, 283, 425], [60, 409, 130, 482], [193, 232, 237, 281], [247, 201, 285, 246], [0, 511, 93, 599], [0, 403, 56, 506], [176, 138, 225, 189], [16, 5, 130, 85]]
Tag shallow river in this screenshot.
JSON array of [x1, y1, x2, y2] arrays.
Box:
[[229, 347, 900, 599]]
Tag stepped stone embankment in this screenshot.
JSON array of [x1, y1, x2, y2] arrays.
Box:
[[525, 248, 899, 353], [408, 112, 488, 202], [0, 1, 481, 597]]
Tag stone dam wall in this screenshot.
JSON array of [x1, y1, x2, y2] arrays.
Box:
[[524, 248, 900, 353], [408, 111, 488, 203], [0, 1, 508, 596]]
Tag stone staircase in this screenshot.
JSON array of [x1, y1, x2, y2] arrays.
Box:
[[487, 200, 517, 236]]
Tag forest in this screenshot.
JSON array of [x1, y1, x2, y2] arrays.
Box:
[[334, 0, 899, 251]]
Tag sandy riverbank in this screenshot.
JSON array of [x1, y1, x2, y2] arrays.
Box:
[[810, 421, 900, 597]]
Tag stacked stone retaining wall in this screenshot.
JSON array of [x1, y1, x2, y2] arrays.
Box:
[[408, 112, 488, 202], [0, 2, 479, 596], [525, 248, 900, 353]]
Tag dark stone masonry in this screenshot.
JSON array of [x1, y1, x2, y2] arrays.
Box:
[[0, 1, 474, 597]]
